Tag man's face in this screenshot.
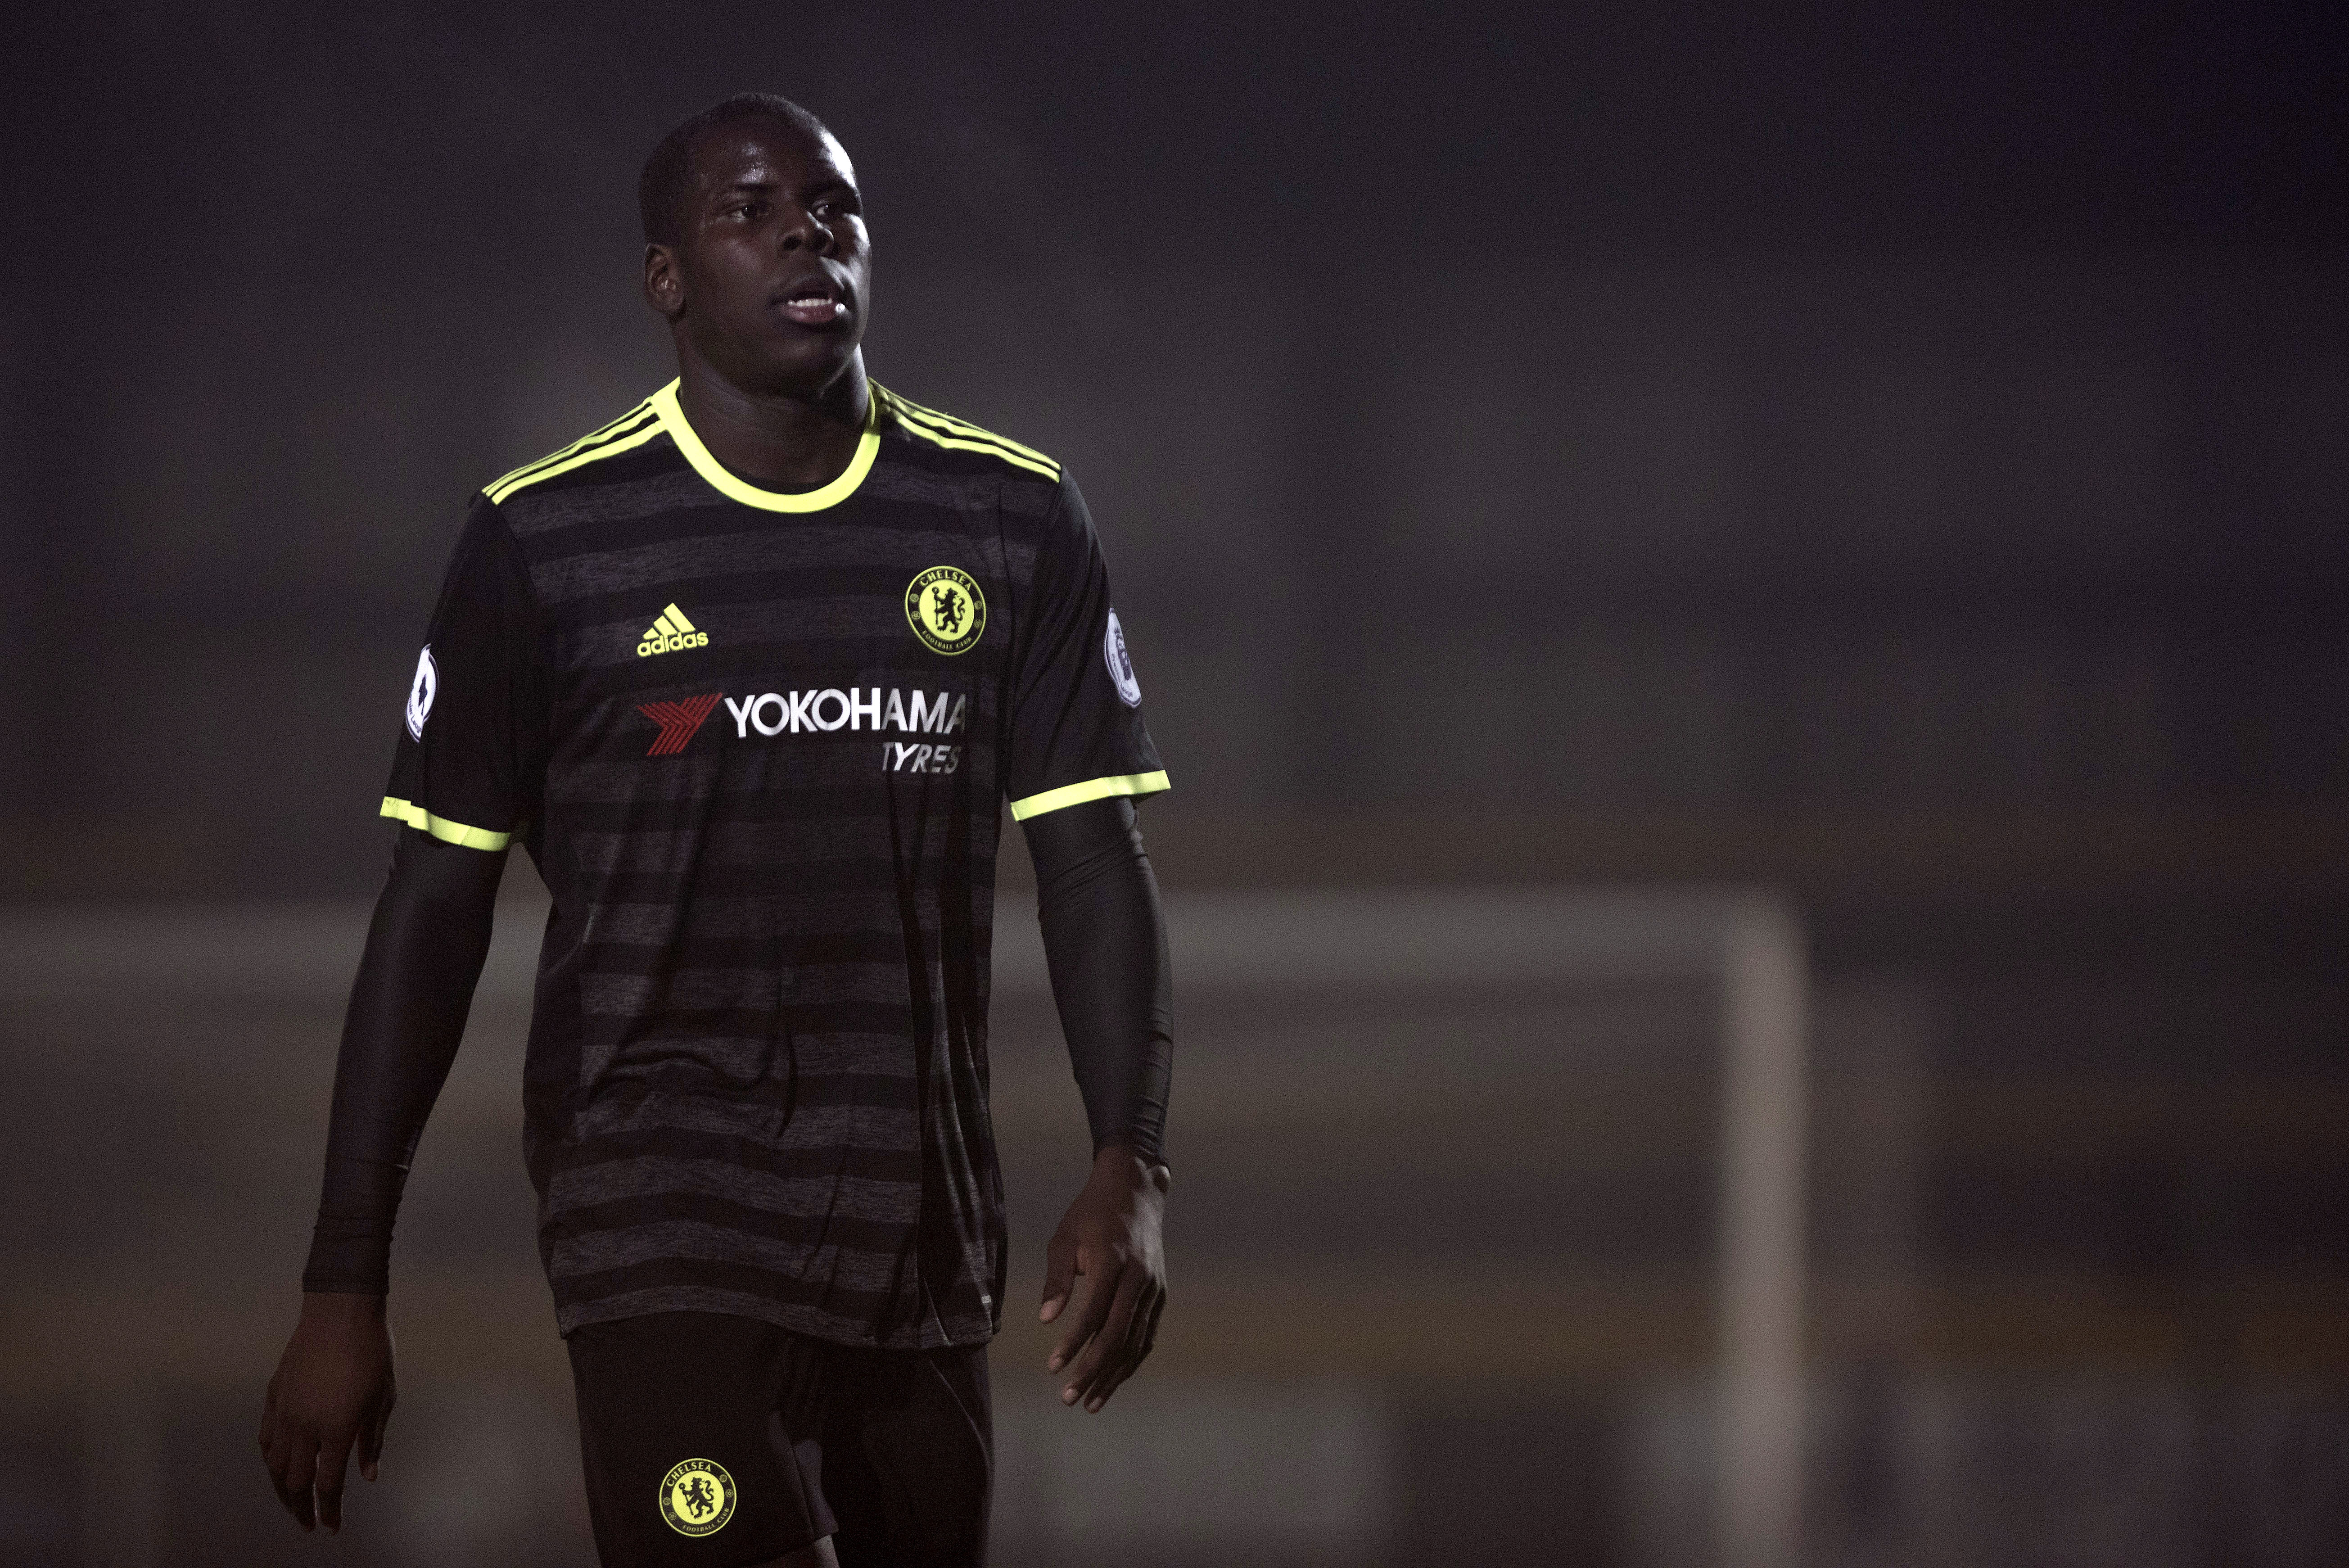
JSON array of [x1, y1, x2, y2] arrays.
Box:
[[647, 116, 870, 399]]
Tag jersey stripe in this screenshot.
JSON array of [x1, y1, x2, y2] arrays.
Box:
[[1007, 769, 1172, 820], [881, 390, 1062, 479], [488, 416, 667, 503], [894, 420, 1062, 481], [882, 390, 1059, 470], [887, 406, 1060, 477], [484, 403, 659, 499], [380, 796, 513, 850]]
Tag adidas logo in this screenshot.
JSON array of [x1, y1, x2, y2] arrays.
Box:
[[637, 603, 709, 658]]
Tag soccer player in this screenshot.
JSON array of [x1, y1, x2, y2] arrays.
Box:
[[258, 94, 1173, 1568]]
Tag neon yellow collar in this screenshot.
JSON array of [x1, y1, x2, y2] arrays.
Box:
[[650, 378, 881, 512]]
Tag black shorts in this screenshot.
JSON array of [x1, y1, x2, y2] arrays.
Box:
[[567, 1312, 992, 1568]]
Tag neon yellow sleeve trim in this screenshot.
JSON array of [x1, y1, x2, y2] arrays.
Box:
[[1007, 770, 1171, 821], [380, 796, 513, 851]]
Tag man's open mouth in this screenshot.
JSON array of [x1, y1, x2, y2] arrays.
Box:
[[777, 278, 850, 326]]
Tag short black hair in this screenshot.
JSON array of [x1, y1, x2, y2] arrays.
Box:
[[639, 93, 832, 248]]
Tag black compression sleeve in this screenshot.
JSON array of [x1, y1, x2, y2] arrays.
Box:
[[300, 827, 505, 1294], [1021, 796, 1172, 1166]]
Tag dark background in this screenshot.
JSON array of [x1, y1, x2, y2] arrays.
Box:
[[2, 4, 2344, 1563]]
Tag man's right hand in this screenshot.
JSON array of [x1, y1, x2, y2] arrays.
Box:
[[259, 1292, 397, 1532]]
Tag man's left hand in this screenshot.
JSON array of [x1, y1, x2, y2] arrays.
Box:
[[1039, 1146, 1169, 1412]]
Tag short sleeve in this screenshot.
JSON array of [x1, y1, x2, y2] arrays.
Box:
[[1004, 474, 1170, 820], [379, 496, 549, 850]]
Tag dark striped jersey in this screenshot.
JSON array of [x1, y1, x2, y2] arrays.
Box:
[[382, 379, 1168, 1347]]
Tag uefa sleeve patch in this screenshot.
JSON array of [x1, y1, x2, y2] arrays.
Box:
[[405, 647, 437, 739], [1104, 611, 1142, 706]]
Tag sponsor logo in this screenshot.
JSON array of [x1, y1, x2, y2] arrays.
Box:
[[1104, 610, 1142, 707], [883, 741, 962, 774], [638, 693, 723, 756], [905, 566, 986, 655], [723, 687, 967, 739], [659, 1457, 736, 1538], [637, 603, 710, 658], [641, 685, 966, 768], [405, 647, 437, 739]]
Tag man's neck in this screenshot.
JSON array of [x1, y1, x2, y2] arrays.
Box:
[[673, 353, 869, 490]]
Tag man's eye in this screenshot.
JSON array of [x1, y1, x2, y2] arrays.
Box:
[[734, 201, 766, 219]]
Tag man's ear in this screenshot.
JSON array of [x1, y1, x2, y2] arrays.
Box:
[[643, 243, 686, 320]]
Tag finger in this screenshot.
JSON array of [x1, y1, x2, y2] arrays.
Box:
[[1084, 1281, 1161, 1411], [258, 1387, 280, 1458], [1141, 1283, 1166, 1356], [281, 1431, 320, 1531], [1101, 1278, 1165, 1409], [1066, 1266, 1145, 1409], [1039, 1233, 1077, 1325], [1128, 1278, 1161, 1356], [1097, 1277, 1155, 1389], [314, 1423, 358, 1533], [359, 1397, 391, 1482], [1118, 1279, 1163, 1372], [1085, 1307, 1151, 1420], [1090, 1346, 1142, 1409], [262, 1418, 297, 1510], [1049, 1250, 1117, 1376]]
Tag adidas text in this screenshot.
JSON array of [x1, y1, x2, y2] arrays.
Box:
[[637, 602, 708, 658]]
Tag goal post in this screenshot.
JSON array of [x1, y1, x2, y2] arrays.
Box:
[[1043, 886, 1811, 1568]]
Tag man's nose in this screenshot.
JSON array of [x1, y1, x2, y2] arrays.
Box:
[[781, 208, 834, 253]]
